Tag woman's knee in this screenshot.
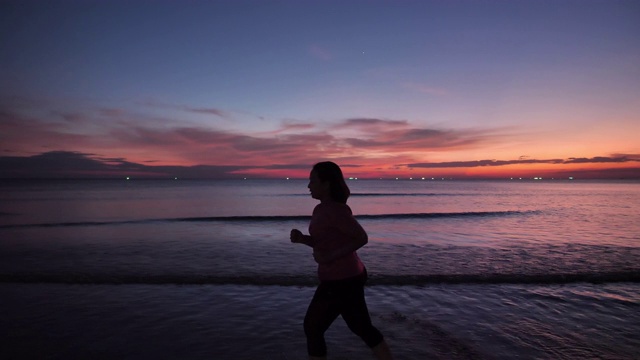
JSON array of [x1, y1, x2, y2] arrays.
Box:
[[303, 317, 313, 337], [347, 322, 384, 348], [304, 314, 323, 338]]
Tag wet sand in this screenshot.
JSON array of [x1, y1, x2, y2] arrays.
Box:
[[3, 283, 638, 359]]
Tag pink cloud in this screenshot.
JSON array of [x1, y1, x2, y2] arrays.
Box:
[[407, 155, 640, 168], [261, 120, 316, 135], [5, 150, 637, 179], [0, 109, 107, 155], [99, 108, 127, 117], [335, 118, 409, 132], [51, 111, 86, 123], [136, 99, 230, 119], [182, 107, 228, 118], [106, 123, 339, 166], [330, 118, 488, 151], [1, 102, 498, 167], [10, 96, 634, 179]]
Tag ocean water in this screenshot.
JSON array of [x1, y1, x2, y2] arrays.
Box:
[[1, 179, 639, 359]]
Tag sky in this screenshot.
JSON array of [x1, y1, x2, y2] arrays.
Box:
[[1, 0, 639, 179]]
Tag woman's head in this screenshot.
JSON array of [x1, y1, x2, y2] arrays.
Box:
[[309, 161, 350, 203]]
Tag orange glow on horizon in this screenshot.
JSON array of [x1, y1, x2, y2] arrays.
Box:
[[230, 162, 640, 180]]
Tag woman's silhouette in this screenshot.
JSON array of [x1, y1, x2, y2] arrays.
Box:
[[290, 161, 393, 360]]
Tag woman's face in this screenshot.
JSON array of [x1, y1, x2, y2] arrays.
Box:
[[308, 170, 329, 201]]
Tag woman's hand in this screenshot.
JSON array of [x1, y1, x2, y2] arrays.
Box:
[[290, 229, 304, 243]]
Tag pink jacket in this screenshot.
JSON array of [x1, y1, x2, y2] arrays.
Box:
[[309, 202, 366, 281]]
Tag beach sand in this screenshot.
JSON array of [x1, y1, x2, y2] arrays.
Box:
[[5, 282, 638, 359], [2, 283, 495, 360]]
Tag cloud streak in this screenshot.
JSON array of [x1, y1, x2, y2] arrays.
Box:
[[1, 98, 498, 166], [2, 97, 638, 179], [0, 151, 251, 179], [333, 118, 491, 151], [3, 151, 638, 179], [182, 106, 228, 118], [407, 155, 640, 168]]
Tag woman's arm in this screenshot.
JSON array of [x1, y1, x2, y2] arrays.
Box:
[[313, 222, 368, 264], [290, 229, 315, 247]]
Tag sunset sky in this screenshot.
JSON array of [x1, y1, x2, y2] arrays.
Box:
[[1, 0, 639, 179]]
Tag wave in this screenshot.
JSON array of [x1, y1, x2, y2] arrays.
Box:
[[0, 210, 538, 229], [1, 271, 638, 286], [284, 192, 471, 197], [352, 193, 467, 197]]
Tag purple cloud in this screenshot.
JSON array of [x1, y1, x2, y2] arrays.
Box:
[[407, 156, 640, 168]]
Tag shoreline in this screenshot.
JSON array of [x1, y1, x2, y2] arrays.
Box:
[[3, 282, 638, 360]]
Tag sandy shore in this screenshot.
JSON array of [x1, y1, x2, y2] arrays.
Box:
[[2, 283, 638, 359]]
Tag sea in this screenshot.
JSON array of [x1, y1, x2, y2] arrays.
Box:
[[1, 178, 639, 360]]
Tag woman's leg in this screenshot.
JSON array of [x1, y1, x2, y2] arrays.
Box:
[[304, 283, 341, 359], [338, 274, 393, 359]]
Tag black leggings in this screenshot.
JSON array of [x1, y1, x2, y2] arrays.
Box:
[[303, 270, 384, 357]]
